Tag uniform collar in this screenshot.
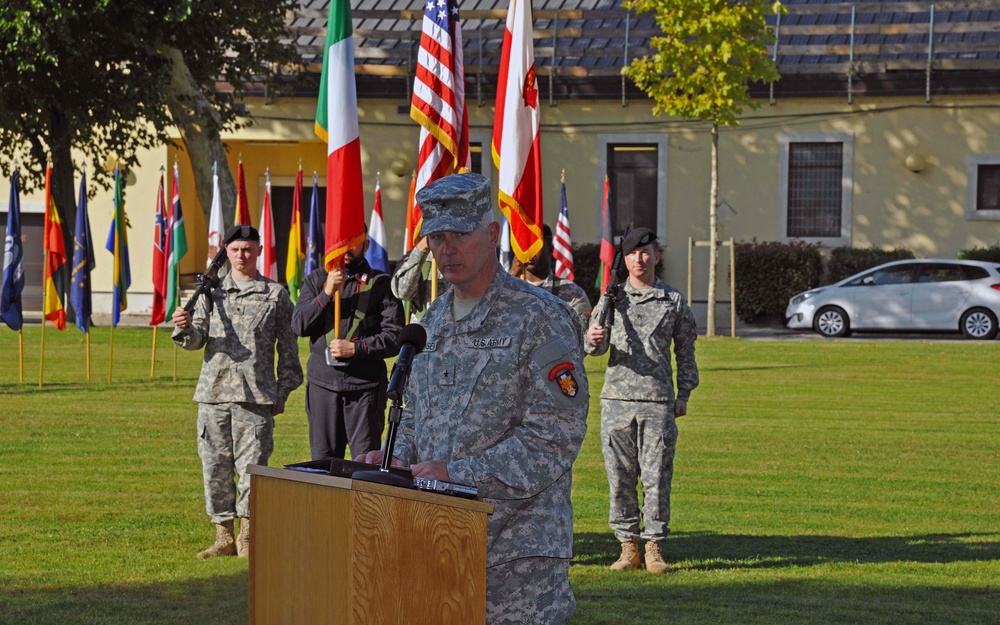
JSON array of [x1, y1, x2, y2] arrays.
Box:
[[432, 265, 506, 337]]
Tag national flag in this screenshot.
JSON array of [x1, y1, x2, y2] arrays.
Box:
[[411, 0, 471, 194], [235, 161, 252, 227], [553, 174, 575, 281], [104, 168, 131, 327], [315, 0, 365, 271], [305, 174, 323, 276], [1, 170, 25, 331], [403, 170, 417, 253], [364, 173, 389, 273], [165, 164, 187, 318], [599, 175, 615, 292], [499, 215, 513, 272], [42, 165, 67, 330], [257, 171, 277, 280], [150, 170, 168, 325], [71, 170, 95, 333], [207, 162, 224, 266], [285, 168, 306, 301], [492, 0, 544, 264]]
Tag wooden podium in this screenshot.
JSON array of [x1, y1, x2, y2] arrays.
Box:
[[248, 465, 494, 625]]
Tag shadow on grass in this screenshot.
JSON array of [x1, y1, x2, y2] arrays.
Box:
[[0, 572, 248, 625], [574, 530, 1000, 569]]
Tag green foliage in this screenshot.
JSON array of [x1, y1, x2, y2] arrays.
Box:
[[957, 244, 1000, 263], [733, 239, 823, 322], [622, 0, 782, 127], [573, 243, 603, 305], [827, 246, 916, 284]]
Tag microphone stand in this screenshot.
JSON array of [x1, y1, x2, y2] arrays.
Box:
[[353, 372, 414, 489]]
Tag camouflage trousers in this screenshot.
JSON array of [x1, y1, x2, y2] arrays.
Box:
[[487, 557, 574, 624], [197, 402, 274, 524], [600, 399, 678, 543]]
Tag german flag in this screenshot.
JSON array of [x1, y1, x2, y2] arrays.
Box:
[[43, 165, 67, 330]]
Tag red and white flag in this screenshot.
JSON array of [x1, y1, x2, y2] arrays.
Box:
[[492, 0, 543, 264], [235, 161, 252, 227], [553, 173, 575, 281], [412, 0, 470, 197], [257, 170, 277, 280], [150, 170, 167, 325]]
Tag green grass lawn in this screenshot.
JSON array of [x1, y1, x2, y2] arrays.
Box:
[[1, 327, 998, 624]]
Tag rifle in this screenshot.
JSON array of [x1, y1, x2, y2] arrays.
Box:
[[596, 224, 630, 330], [183, 246, 228, 314]]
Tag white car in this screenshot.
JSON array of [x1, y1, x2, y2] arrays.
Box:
[[785, 259, 1000, 339]]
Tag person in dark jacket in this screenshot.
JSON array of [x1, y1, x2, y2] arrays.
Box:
[[291, 232, 404, 460]]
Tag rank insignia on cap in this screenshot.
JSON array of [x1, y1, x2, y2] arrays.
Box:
[[548, 362, 579, 398], [241, 225, 250, 238]]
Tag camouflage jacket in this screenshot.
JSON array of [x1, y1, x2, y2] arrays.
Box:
[[528, 274, 593, 332], [393, 267, 589, 567], [172, 274, 303, 405], [585, 279, 699, 402], [390, 247, 449, 314]]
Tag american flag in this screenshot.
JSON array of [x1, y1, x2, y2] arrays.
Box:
[[411, 0, 470, 194], [553, 175, 575, 281]]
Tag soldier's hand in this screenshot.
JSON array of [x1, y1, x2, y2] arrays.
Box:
[[415, 236, 430, 252], [323, 269, 345, 297], [509, 257, 524, 277], [354, 450, 407, 467], [586, 324, 607, 346], [172, 308, 192, 329], [410, 459, 450, 481], [674, 399, 687, 418], [271, 399, 286, 417], [329, 339, 356, 359]]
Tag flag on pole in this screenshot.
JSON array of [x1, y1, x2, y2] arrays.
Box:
[[235, 161, 252, 227], [150, 170, 168, 325], [365, 173, 389, 273], [165, 164, 187, 318], [1, 170, 25, 331], [492, 0, 544, 264], [104, 168, 131, 327], [207, 162, 224, 265], [42, 165, 67, 330], [305, 173, 323, 276], [315, 0, 366, 271], [285, 168, 306, 301], [257, 170, 278, 280], [553, 173, 575, 281], [71, 170, 95, 333], [411, 0, 471, 194], [403, 171, 417, 254], [599, 175, 615, 292]]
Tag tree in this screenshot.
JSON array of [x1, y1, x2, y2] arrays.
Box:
[[0, 1, 297, 251], [623, 0, 781, 336]]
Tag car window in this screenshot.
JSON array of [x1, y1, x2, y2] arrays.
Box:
[[960, 265, 989, 280], [869, 266, 914, 285], [916, 263, 964, 283]]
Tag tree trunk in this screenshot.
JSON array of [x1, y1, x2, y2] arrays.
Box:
[[707, 122, 719, 338], [48, 107, 79, 319], [158, 44, 237, 236]]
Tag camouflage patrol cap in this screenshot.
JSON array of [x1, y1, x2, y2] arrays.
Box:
[[415, 173, 492, 236], [224, 224, 260, 245], [621, 227, 657, 255]]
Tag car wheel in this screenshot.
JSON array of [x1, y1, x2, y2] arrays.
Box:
[[814, 306, 851, 338], [960, 307, 998, 340]]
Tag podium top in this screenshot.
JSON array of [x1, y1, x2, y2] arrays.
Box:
[[248, 464, 494, 514]]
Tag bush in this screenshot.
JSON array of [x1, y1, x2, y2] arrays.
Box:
[[733, 240, 823, 323], [827, 246, 915, 283], [957, 244, 1000, 263], [571, 243, 602, 305]]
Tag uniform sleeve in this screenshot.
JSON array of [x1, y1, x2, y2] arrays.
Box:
[[584, 296, 609, 356], [354, 277, 404, 360], [390, 248, 428, 303], [673, 297, 699, 401], [290, 271, 331, 338], [171, 293, 210, 350], [275, 290, 304, 402], [446, 321, 590, 500], [564, 283, 593, 332], [392, 403, 418, 466]]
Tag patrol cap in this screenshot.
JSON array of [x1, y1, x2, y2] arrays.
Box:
[[415, 173, 492, 237], [224, 225, 260, 245], [621, 227, 657, 255]]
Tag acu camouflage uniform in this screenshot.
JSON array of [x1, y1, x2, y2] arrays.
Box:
[[529, 274, 593, 332], [393, 267, 589, 624], [173, 274, 303, 523], [585, 279, 698, 544], [390, 247, 449, 318]]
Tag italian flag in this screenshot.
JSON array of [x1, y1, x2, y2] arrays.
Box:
[[492, 0, 544, 264], [315, 0, 365, 271]]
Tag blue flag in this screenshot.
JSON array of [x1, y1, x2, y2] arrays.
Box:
[[1, 171, 25, 331], [305, 176, 323, 276], [72, 171, 95, 333]]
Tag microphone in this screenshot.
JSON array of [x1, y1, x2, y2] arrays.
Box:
[[386, 324, 427, 402]]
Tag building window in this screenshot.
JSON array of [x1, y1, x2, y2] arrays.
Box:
[[596, 133, 668, 243], [966, 155, 1000, 220], [778, 133, 853, 246]]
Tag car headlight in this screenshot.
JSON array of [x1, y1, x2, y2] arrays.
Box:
[[791, 289, 823, 305]]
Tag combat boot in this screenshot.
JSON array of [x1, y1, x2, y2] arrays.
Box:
[[236, 517, 251, 558], [197, 520, 236, 559], [644, 540, 669, 574], [609, 540, 641, 571]]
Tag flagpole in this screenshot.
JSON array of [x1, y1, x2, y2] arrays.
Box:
[[108, 324, 114, 384], [85, 322, 91, 381], [173, 343, 178, 383], [18, 329, 24, 383], [38, 250, 48, 389], [431, 259, 439, 302], [151, 325, 157, 377]]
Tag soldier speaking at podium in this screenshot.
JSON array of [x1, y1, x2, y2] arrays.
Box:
[[357, 173, 589, 624]]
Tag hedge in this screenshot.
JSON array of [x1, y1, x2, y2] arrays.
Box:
[[733, 240, 824, 323], [826, 246, 916, 283], [957, 244, 1000, 263]]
